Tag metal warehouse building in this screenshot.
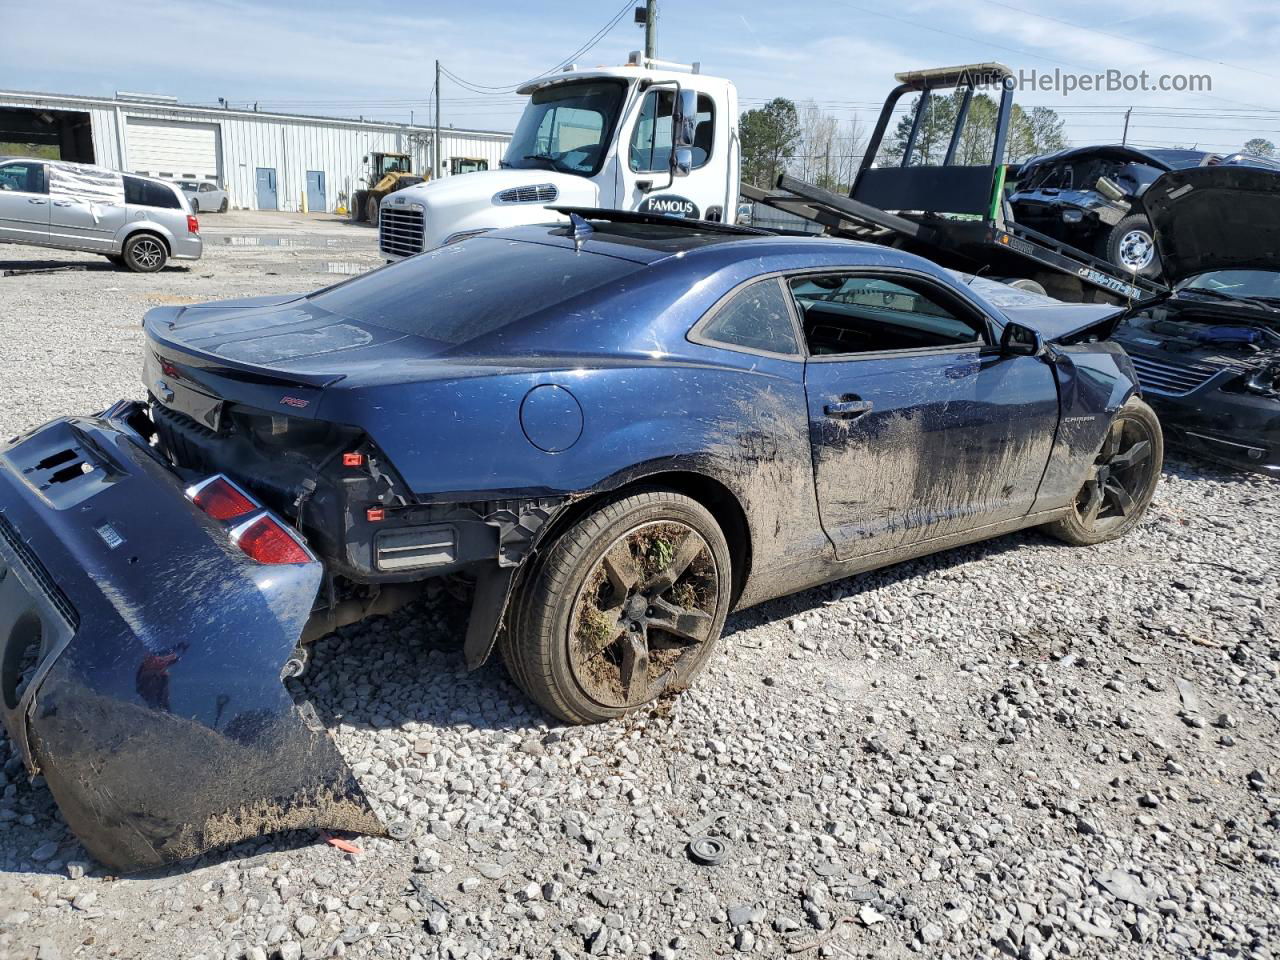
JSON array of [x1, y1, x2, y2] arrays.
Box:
[[0, 89, 512, 213]]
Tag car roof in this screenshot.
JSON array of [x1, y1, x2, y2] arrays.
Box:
[[487, 215, 893, 267]]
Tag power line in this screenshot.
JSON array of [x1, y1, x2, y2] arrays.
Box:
[[981, 0, 1279, 84], [440, 0, 634, 95]]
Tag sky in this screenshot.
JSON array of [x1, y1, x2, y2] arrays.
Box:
[[3, 0, 1279, 156]]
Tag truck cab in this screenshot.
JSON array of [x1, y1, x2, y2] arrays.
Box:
[[379, 53, 740, 258]]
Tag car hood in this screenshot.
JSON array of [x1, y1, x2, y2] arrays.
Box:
[[394, 167, 601, 210], [1016, 144, 1178, 178], [1144, 166, 1280, 284]]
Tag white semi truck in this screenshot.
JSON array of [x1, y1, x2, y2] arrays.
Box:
[[378, 52, 740, 259]]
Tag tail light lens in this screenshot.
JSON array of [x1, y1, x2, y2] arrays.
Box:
[[230, 514, 313, 565], [186, 475, 255, 521], [186, 474, 314, 564], [187, 215, 200, 234]]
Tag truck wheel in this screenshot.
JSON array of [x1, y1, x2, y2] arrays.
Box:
[[366, 195, 380, 226], [122, 233, 168, 273], [501, 490, 732, 725], [1103, 214, 1161, 278], [1043, 397, 1162, 546]]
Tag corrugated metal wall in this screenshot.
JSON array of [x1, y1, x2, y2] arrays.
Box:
[[0, 91, 511, 213]]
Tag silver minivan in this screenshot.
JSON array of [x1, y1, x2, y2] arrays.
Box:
[[0, 158, 203, 272]]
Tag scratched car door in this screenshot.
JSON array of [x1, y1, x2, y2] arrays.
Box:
[[792, 270, 1058, 561]]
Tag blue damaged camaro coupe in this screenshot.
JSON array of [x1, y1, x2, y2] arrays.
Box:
[[0, 209, 1161, 870]]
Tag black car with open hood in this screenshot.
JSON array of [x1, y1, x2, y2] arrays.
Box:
[[1008, 145, 1216, 279], [1111, 165, 1280, 474]]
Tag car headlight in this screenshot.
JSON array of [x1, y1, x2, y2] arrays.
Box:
[[1242, 363, 1280, 398]]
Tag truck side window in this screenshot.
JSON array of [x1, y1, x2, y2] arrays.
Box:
[[629, 91, 714, 173]]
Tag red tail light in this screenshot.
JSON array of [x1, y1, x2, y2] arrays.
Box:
[[186, 475, 255, 521], [187, 215, 199, 234], [342, 452, 364, 467], [230, 514, 312, 565]]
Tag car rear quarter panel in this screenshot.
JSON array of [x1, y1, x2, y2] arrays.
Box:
[[320, 352, 829, 609], [116, 209, 203, 260]]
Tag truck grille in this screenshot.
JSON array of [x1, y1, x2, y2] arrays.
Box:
[[1127, 353, 1222, 397], [495, 184, 558, 204], [379, 205, 425, 258]]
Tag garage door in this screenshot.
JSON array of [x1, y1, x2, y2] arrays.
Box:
[[125, 118, 221, 182]]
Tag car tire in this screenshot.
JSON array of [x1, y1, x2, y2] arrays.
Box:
[[366, 195, 380, 226], [1103, 214, 1161, 278], [218, 198, 228, 213], [501, 490, 733, 725], [122, 233, 168, 273], [1043, 397, 1163, 546]]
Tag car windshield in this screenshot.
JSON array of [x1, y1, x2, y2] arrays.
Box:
[[177, 181, 199, 191], [1179, 269, 1280, 301], [502, 80, 627, 177], [309, 235, 642, 346]]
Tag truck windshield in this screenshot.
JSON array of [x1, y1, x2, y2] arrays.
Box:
[[502, 80, 627, 177]]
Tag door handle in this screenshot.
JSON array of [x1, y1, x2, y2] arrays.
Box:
[[824, 397, 873, 419], [28, 198, 47, 205], [52, 200, 73, 207]]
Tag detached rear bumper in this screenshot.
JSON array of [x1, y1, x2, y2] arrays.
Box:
[[0, 402, 381, 872]]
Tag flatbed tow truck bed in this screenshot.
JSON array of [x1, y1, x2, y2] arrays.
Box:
[[743, 63, 1168, 304]]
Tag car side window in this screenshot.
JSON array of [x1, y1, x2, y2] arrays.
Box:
[[697, 280, 799, 356], [788, 273, 985, 356], [0, 162, 47, 194], [124, 176, 182, 209], [199, 183, 213, 192], [629, 90, 714, 173]]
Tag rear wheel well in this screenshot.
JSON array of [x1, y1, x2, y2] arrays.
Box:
[[540, 472, 752, 606], [123, 228, 170, 254]]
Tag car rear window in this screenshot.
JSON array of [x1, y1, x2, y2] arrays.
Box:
[[124, 176, 182, 209], [310, 237, 642, 345]]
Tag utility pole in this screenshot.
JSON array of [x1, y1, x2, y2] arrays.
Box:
[[1121, 106, 1133, 146], [432, 59, 442, 179], [644, 0, 657, 59]]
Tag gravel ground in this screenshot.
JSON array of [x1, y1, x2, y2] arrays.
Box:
[[0, 214, 1277, 960]]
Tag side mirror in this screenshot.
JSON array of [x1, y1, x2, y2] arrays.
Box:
[[672, 89, 698, 149], [1095, 176, 1126, 202], [1000, 320, 1044, 357], [672, 147, 693, 178]]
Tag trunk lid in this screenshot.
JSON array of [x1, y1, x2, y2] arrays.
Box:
[[1143, 166, 1280, 284], [143, 295, 435, 426]]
